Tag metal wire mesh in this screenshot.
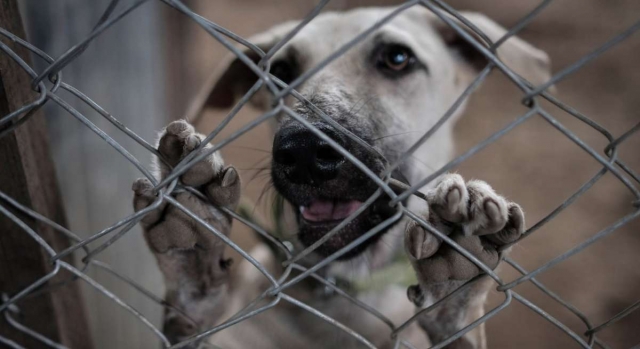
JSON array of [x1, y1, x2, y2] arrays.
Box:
[[1, 0, 639, 348]]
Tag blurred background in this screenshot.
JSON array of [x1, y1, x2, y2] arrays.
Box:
[[14, 0, 640, 348]]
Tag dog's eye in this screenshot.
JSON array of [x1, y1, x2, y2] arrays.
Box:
[[377, 44, 418, 75], [270, 60, 296, 85]]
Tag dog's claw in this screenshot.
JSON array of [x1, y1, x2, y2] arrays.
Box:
[[222, 166, 238, 188], [132, 178, 154, 196], [405, 216, 441, 260], [157, 120, 224, 187], [446, 187, 462, 213]]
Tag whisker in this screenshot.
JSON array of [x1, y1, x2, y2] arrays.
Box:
[[278, 231, 299, 239], [250, 155, 272, 167], [238, 167, 271, 171], [371, 131, 422, 142], [256, 181, 275, 207], [237, 155, 271, 172], [240, 156, 273, 186], [351, 94, 376, 117], [406, 154, 436, 172], [228, 145, 272, 154], [245, 171, 272, 187], [346, 93, 368, 115], [363, 252, 373, 278]]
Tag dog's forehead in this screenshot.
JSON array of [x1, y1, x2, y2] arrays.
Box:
[[273, 7, 443, 65]]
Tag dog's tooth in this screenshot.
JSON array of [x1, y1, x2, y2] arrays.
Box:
[[299, 206, 305, 214]]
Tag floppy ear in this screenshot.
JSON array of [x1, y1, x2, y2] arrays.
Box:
[[185, 21, 300, 122], [433, 11, 552, 88]]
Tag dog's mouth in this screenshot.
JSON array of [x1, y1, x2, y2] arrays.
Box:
[[299, 199, 363, 223], [293, 194, 396, 260]]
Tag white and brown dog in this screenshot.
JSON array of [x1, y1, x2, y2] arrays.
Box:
[[132, 6, 550, 349]]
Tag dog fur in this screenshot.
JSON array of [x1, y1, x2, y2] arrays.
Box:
[[133, 6, 550, 348]]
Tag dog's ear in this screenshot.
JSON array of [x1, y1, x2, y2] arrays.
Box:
[[434, 11, 552, 88], [185, 21, 300, 121]]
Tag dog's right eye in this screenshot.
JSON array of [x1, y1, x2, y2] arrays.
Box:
[[374, 43, 422, 78], [270, 60, 296, 85], [382, 45, 414, 71]]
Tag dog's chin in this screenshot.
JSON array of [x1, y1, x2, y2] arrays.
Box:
[[296, 198, 394, 260]]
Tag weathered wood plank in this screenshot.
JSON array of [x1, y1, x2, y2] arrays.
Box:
[[0, 1, 93, 347]]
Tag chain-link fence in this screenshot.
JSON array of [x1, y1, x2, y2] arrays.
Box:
[[1, 0, 639, 348]]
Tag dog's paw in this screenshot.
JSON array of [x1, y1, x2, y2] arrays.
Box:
[[405, 174, 524, 285], [157, 119, 226, 187], [133, 120, 241, 253], [132, 120, 241, 343]]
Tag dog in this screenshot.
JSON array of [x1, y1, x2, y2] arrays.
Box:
[[132, 6, 550, 348]]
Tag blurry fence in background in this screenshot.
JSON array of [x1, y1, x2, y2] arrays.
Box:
[[0, 0, 639, 348]]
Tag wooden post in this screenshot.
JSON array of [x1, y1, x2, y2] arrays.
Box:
[[0, 1, 94, 348]]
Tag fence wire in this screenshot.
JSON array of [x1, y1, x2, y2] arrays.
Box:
[[1, 0, 639, 348]]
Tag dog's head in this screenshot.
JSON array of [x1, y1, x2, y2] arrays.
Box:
[[194, 7, 551, 259]]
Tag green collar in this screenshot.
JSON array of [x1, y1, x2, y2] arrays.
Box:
[[335, 252, 417, 294]]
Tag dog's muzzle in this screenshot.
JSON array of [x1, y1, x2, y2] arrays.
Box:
[[271, 121, 395, 259]]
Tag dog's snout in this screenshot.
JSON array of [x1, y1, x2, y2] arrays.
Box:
[[273, 124, 346, 185]]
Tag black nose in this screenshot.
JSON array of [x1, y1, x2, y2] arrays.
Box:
[[273, 123, 347, 185]]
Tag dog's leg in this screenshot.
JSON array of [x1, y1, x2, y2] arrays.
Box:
[[133, 120, 241, 345], [404, 174, 524, 349]]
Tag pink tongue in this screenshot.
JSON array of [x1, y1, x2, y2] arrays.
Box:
[[301, 199, 363, 222]]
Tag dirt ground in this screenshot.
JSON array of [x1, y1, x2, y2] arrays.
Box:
[[169, 1, 640, 347]]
